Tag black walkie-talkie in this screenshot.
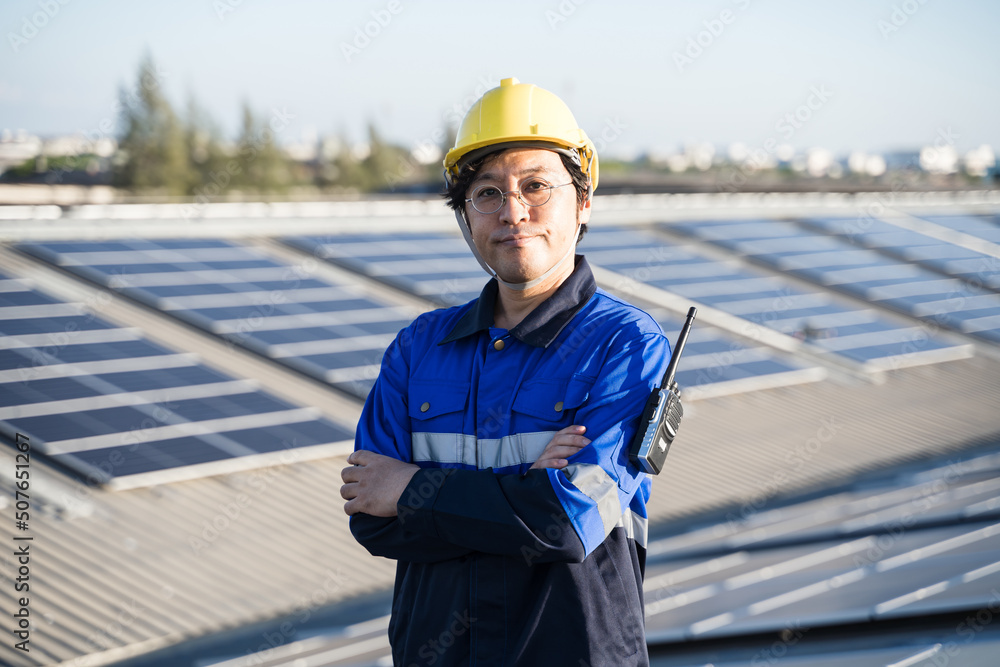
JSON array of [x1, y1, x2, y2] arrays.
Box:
[[628, 307, 697, 475]]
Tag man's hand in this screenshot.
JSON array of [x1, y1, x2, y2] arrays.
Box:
[[530, 425, 590, 470], [341, 450, 419, 517]]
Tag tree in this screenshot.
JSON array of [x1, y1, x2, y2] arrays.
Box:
[[184, 94, 229, 193], [231, 102, 294, 194], [114, 53, 190, 195]]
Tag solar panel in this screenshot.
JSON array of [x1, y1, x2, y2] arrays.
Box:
[[290, 233, 827, 397], [665, 219, 1000, 346], [915, 213, 1000, 243], [799, 216, 1000, 291], [0, 271, 353, 489], [285, 234, 486, 307], [17, 239, 425, 399]]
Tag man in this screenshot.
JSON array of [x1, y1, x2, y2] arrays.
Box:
[[341, 78, 671, 666]]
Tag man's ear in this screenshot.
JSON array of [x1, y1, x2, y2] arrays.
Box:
[[578, 185, 593, 225]]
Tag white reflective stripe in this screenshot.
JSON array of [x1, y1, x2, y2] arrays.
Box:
[[616, 509, 648, 548], [410, 431, 556, 469], [562, 463, 623, 538]]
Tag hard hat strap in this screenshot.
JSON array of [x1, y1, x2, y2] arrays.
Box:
[[453, 209, 580, 292], [454, 208, 500, 279]]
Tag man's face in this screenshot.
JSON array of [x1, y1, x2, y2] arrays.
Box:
[[465, 148, 591, 286]]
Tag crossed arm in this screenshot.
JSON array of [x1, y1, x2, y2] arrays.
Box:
[[339, 424, 591, 517]]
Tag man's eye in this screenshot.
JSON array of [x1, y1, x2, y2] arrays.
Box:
[[522, 180, 548, 191], [477, 187, 499, 198]]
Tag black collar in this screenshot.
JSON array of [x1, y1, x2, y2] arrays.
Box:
[[438, 255, 597, 349]]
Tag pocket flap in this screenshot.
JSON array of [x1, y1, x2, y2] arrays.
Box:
[[512, 374, 594, 421], [408, 381, 470, 420]]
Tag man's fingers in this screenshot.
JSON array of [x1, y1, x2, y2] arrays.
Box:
[[543, 444, 587, 460], [531, 456, 570, 470], [549, 435, 590, 448], [530, 425, 591, 470], [346, 450, 367, 466]]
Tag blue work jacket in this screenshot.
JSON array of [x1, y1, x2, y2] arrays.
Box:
[[351, 256, 671, 666]]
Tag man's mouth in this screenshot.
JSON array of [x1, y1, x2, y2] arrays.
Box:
[[497, 234, 536, 247]]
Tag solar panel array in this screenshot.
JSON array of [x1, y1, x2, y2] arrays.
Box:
[[287, 233, 827, 395], [199, 448, 1000, 667], [668, 219, 1000, 344], [581, 227, 969, 369], [0, 270, 353, 488], [17, 239, 423, 399], [800, 215, 1000, 290], [643, 449, 1000, 642]]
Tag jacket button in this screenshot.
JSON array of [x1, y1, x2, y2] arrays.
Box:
[[493, 339, 505, 351], [420, 402, 430, 413], [554, 401, 564, 412]]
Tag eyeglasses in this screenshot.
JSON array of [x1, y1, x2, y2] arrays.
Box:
[[465, 178, 573, 215]]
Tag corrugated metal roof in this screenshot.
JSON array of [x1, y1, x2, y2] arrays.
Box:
[[0, 202, 999, 666], [2, 353, 998, 667]]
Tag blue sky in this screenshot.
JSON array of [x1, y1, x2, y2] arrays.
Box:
[[1, 0, 998, 157]]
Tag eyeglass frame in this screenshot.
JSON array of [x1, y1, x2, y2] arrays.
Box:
[[464, 178, 574, 215]]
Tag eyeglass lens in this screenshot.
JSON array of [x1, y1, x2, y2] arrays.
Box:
[[470, 179, 556, 214]]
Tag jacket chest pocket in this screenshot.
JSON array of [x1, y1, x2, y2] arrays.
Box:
[[408, 380, 471, 466], [511, 373, 595, 425]]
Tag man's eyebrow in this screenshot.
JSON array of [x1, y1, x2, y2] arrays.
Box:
[[472, 166, 551, 185]]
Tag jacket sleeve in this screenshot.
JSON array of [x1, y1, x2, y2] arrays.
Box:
[[349, 320, 475, 562], [393, 326, 671, 563]]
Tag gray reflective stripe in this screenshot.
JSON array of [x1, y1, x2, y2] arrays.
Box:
[[562, 463, 623, 538], [616, 509, 648, 548], [411, 431, 556, 469]]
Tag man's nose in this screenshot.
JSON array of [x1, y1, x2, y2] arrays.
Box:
[[498, 190, 530, 224]]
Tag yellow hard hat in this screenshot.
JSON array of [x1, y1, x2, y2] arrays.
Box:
[[443, 77, 599, 193]]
